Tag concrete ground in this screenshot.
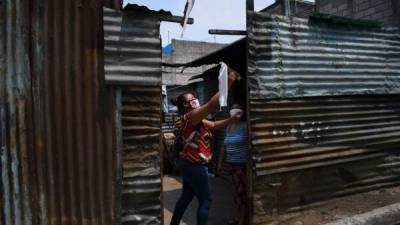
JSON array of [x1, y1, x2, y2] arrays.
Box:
[[163, 175, 400, 225], [270, 185, 400, 225], [163, 174, 237, 225], [325, 202, 400, 225]]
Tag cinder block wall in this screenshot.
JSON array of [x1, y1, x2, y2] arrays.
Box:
[[316, 0, 399, 27], [162, 40, 226, 85], [261, 0, 315, 19]]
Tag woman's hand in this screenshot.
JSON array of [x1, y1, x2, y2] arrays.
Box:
[[228, 68, 241, 80], [187, 66, 241, 126], [228, 68, 241, 87]]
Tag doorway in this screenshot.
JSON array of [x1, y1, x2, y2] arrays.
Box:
[[161, 54, 249, 225]]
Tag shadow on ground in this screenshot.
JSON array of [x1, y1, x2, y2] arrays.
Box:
[[163, 174, 237, 225]]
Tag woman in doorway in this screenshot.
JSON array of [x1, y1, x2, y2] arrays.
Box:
[[170, 68, 241, 225], [217, 103, 248, 225]]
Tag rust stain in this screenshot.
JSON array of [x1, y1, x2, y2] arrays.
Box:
[[1, 0, 122, 224], [249, 95, 400, 224]]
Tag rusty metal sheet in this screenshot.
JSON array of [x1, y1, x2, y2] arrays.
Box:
[[120, 86, 162, 225], [103, 7, 163, 225], [1, 0, 122, 225], [103, 7, 162, 85], [248, 12, 400, 99], [249, 95, 400, 224], [0, 1, 32, 224]]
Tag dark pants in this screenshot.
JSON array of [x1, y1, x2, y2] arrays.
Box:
[[170, 159, 212, 225]]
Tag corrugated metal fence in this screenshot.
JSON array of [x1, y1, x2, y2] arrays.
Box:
[[103, 7, 162, 225], [247, 12, 400, 224], [104, 7, 162, 85], [250, 95, 400, 224], [1, 0, 122, 225], [248, 13, 400, 99], [1, 1, 32, 224]]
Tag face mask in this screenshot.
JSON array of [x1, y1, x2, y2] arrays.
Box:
[[190, 99, 200, 109], [230, 108, 243, 118]]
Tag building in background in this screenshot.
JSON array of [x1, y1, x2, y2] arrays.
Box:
[[261, 0, 315, 18], [162, 39, 226, 86], [316, 0, 400, 27], [259, 0, 399, 27]]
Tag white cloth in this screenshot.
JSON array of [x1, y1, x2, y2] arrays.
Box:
[[181, 0, 195, 37], [162, 84, 167, 96], [219, 62, 228, 109], [162, 85, 168, 113]]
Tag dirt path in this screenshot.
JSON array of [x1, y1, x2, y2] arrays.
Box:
[[163, 174, 237, 225]]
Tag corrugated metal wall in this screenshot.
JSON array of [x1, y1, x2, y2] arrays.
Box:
[[247, 12, 400, 224], [103, 7, 163, 225], [248, 13, 400, 99], [120, 86, 161, 225], [104, 7, 162, 85], [1, 1, 32, 224], [1, 0, 122, 225], [250, 95, 400, 224]]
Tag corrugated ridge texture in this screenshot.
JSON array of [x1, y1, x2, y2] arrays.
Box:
[[249, 95, 400, 224], [31, 1, 120, 224], [1, 1, 32, 225], [248, 12, 400, 99], [1, 0, 122, 225], [121, 86, 161, 225], [103, 7, 162, 225], [104, 8, 162, 85]]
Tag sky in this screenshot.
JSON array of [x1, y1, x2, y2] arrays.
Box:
[[124, 0, 313, 47]]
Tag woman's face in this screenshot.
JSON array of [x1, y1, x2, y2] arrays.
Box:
[[230, 104, 243, 121], [183, 93, 200, 112]]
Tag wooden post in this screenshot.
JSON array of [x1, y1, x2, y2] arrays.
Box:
[[158, 15, 194, 24], [245, 1, 254, 225], [315, 0, 319, 13], [392, 0, 400, 27], [285, 0, 291, 16], [246, 0, 254, 12], [208, 29, 247, 35]]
